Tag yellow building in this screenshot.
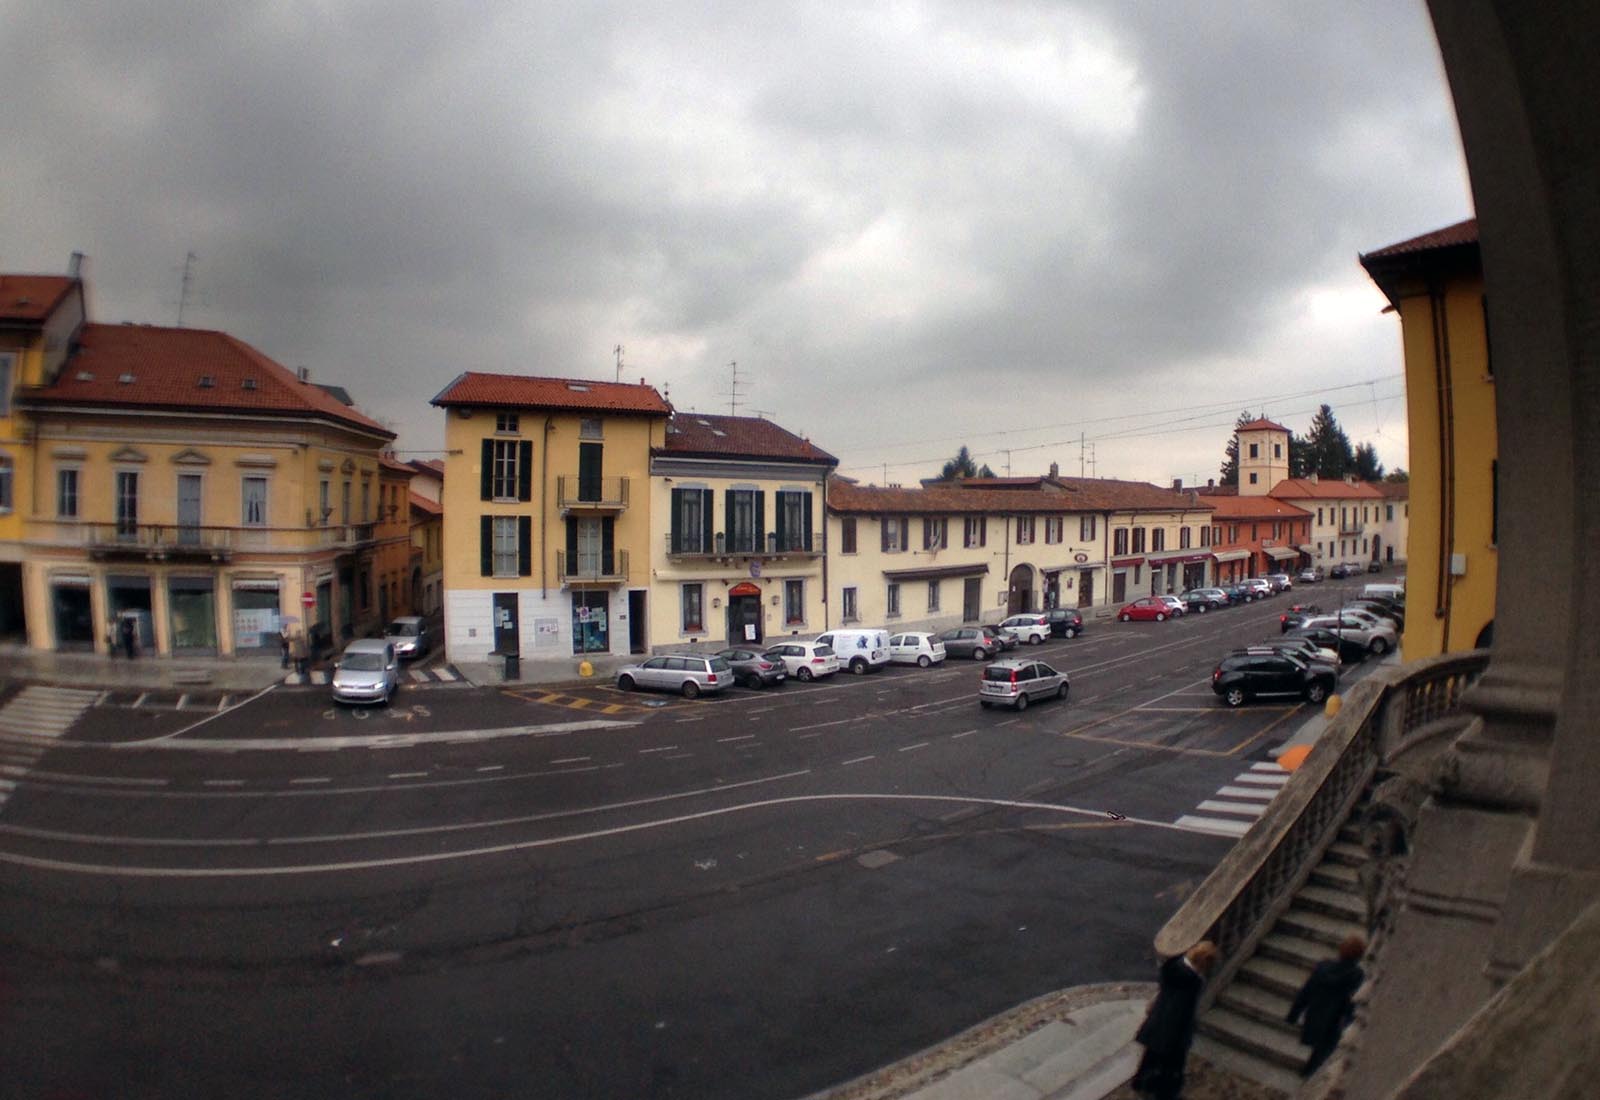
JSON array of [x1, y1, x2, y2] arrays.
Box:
[[2, 270, 396, 657], [375, 454, 416, 624], [406, 459, 444, 616], [1361, 217, 1496, 654], [431, 372, 668, 662]]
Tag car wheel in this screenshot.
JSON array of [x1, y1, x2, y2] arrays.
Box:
[[1030, 633, 1043, 645], [1155, 613, 1166, 622], [1224, 687, 1247, 708], [617, 674, 636, 691], [1307, 682, 1329, 704], [743, 674, 763, 690], [917, 654, 931, 668], [1015, 692, 1029, 712], [979, 700, 993, 709], [850, 657, 868, 674], [1064, 627, 1076, 639], [1370, 637, 1390, 655], [1198, 604, 1207, 614], [1057, 681, 1068, 700], [796, 666, 813, 682], [681, 680, 701, 699], [972, 647, 987, 660], [1120, 613, 1131, 623]]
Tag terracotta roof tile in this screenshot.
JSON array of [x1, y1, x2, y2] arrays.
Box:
[[1362, 217, 1478, 260], [828, 476, 1212, 516], [431, 371, 670, 416], [1204, 496, 1312, 520], [408, 491, 442, 516], [1374, 480, 1410, 500], [660, 412, 836, 464], [1268, 477, 1387, 501], [18, 323, 392, 437], [1238, 417, 1291, 433], [0, 275, 77, 323]]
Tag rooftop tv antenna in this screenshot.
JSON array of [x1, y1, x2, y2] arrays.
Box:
[[176, 251, 197, 327], [614, 344, 625, 383], [725, 360, 744, 416]]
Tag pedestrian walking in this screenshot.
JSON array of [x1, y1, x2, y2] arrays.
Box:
[[118, 614, 137, 660], [1133, 940, 1217, 1100], [280, 627, 292, 669], [1287, 933, 1367, 1077]]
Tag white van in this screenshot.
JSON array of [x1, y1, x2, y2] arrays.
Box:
[[1363, 583, 1405, 602], [814, 628, 891, 674]]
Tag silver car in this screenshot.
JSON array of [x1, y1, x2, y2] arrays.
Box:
[[615, 654, 733, 698], [331, 639, 399, 706], [978, 659, 1070, 711], [384, 616, 432, 659]]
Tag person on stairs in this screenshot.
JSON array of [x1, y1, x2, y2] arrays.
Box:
[[1287, 933, 1367, 1077], [1133, 939, 1217, 1100]]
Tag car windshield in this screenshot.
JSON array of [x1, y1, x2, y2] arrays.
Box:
[[982, 667, 1015, 682], [710, 658, 732, 672], [387, 621, 418, 636], [341, 652, 386, 671], [814, 645, 835, 657]]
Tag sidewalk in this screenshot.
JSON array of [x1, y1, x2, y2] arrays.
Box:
[[0, 643, 289, 693]]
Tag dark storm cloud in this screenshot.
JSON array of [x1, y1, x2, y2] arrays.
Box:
[[1, 1, 1464, 479]]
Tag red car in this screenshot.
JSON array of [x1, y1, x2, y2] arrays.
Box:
[[1118, 596, 1175, 622]]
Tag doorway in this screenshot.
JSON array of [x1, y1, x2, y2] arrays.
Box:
[[727, 582, 762, 645], [962, 577, 982, 622], [1078, 569, 1095, 609], [1008, 564, 1032, 614], [493, 592, 520, 655], [628, 589, 647, 653]]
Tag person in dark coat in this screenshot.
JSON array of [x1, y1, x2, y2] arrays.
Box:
[[118, 614, 137, 659], [1134, 940, 1217, 1100], [1287, 933, 1367, 1077]]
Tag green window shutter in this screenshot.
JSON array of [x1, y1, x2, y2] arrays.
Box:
[[518, 441, 533, 502], [670, 488, 684, 553], [480, 515, 492, 576], [601, 516, 615, 575], [565, 518, 578, 571], [755, 491, 765, 551], [724, 489, 735, 548], [701, 489, 714, 552], [518, 515, 532, 576], [480, 440, 493, 501], [774, 492, 788, 549], [802, 492, 813, 551]]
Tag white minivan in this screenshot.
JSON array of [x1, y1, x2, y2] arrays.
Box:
[[1363, 583, 1405, 602], [814, 628, 891, 674]]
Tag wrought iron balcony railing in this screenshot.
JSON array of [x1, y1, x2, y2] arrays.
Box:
[[556, 549, 629, 584], [556, 476, 629, 510]]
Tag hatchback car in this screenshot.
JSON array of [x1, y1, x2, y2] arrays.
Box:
[[1288, 626, 1372, 664], [978, 659, 1070, 711], [1248, 636, 1342, 667], [998, 613, 1051, 645], [1157, 595, 1188, 618], [888, 632, 947, 667], [936, 626, 1011, 660], [331, 639, 400, 706], [1180, 588, 1229, 613], [1298, 613, 1397, 656], [1241, 578, 1275, 598], [384, 616, 432, 660], [1045, 607, 1085, 638], [715, 647, 787, 688], [1118, 596, 1174, 622], [1298, 566, 1326, 584], [616, 654, 733, 697], [1267, 573, 1294, 592], [763, 641, 840, 681], [1211, 651, 1337, 708]]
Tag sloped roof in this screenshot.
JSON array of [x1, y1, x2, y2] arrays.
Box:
[[1362, 217, 1479, 260], [18, 323, 391, 437], [379, 454, 414, 476], [828, 476, 1212, 516], [660, 412, 836, 464], [410, 458, 445, 477], [409, 491, 442, 517], [1374, 480, 1410, 500], [431, 371, 670, 416], [1204, 495, 1313, 520], [0, 275, 76, 324], [1269, 477, 1386, 501], [1238, 417, 1290, 433]]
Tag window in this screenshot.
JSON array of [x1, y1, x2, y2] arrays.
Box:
[[881, 516, 908, 552], [841, 586, 859, 622], [1044, 516, 1063, 544], [1248, 472, 1258, 484], [682, 584, 704, 633], [1151, 528, 1165, 552], [1200, 525, 1211, 547], [923, 516, 948, 550], [115, 471, 139, 536], [671, 488, 712, 553], [242, 476, 268, 526], [841, 517, 857, 553], [56, 468, 78, 517], [1113, 527, 1128, 555], [579, 418, 603, 440], [776, 491, 812, 551], [785, 579, 804, 624], [319, 480, 330, 524], [0, 353, 12, 417], [360, 480, 371, 522], [341, 480, 351, 525], [1012, 516, 1034, 545], [496, 413, 520, 433], [1180, 526, 1191, 549], [1274, 443, 1282, 458], [0, 454, 11, 513], [1249, 443, 1259, 458], [727, 489, 761, 553], [1250, 523, 1258, 540], [1080, 515, 1097, 541], [491, 440, 520, 500], [1386, 504, 1395, 521], [927, 581, 940, 612], [1317, 507, 1324, 526], [1229, 524, 1239, 542], [886, 582, 901, 617], [492, 517, 519, 576], [963, 516, 987, 548], [1132, 527, 1146, 553]]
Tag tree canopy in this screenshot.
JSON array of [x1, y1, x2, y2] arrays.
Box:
[[939, 445, 995, 480], [1218, 410, 1254, 486]]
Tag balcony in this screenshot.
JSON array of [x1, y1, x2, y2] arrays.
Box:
[[83, 522, 234, 562], [557, 549, 629, 586], [556, 476, 629, 511], [664, 531, 818, 560]]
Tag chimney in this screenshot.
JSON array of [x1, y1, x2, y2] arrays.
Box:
[[1049, 462, 1059, 479], [297, 366, 310, 382], [68, 251, 85, 278], [1207, 478, 1215, 488], [1308, 472, 1319, 484], [1172, 478, 1182, 491]]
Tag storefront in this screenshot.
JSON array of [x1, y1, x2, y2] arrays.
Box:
[[231, 576, 283, 653], [107, 573, 155, 652], [50, 574, 95, 650], [571, 589, 610, 654], [1211, 549, 1251, 585], [168, 575, 218, 654]]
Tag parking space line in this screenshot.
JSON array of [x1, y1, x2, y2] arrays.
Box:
[[388, 772, 429, 780], [897, 742, 928, 752], [554, 755, 595, 763], [842, 755, 875, 766], [290, 777, 331, 785], [476, 765, 504, 773], [1223, 706, 1304, 755], [717, 734, 757, 744], [951, 730, 976, 739]]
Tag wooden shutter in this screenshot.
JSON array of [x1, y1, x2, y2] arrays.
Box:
[[881, 518, 890, 553], [565, 517, 578, 574], [670, 488, 685, 553], [755, 491, 765, 551], [479, 515, 492, 576], [480, 440, 493, 501], [518, 515, 532, 576], [802, 492, 813, 551], [774, 492, 787, 550], [518, 441, 533, 502], [578, 442, 602, 501], [601, 516, 615, 575], [700, 489, 714, 552], [725, 489, 735, 549]]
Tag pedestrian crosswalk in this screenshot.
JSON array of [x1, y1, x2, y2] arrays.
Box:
[[1175, 760, 1290, 837], [0, 686, 99, 816], [283, 665, 460, 686]]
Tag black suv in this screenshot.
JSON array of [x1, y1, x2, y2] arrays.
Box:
[[1212, 650, 1337, 708], [1045, 608, 1085, 639]]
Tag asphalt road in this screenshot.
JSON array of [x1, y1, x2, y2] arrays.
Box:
[[0, 583, 1384, 1100]]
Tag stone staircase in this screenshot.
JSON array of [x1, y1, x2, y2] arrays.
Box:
[[1192, 825, 1370, 1095]]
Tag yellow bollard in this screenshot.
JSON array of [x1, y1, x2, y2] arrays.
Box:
[[578, 659, 594, 678], [1324, 693, 1342, 719]]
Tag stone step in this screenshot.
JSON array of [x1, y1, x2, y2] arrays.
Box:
[[1191, 1034, 1302, 1096], [1198, 1006, 1306, 1073], [1339, 823, 1365, 847], [1326, 840, 1367, 866], [1235, 956, 1310, 999], [1258, 931, 1334, 968], [1311, 860, 1360, 889], [1297, 883, 1366, 922], [1277, 905, 1365, 947], [1217, 982, 1296, 1032]]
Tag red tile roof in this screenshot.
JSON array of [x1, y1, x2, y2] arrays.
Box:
[[1374, 480, 1410, 500], [1268, 477, 1386, 501], [431, 371, 670, 416], [18, 323, 392, 437], [1362, 217, 1478, 260], [379, 454, 414, 475], [409, 458, 445, 478], [1238, 417, 1290, 433], [828, 476, 1212, 516], [661, 412, 837, 464], [409, 491, 442, 517], [1204, 495, 1312, 520], [0, 275, 77, 324], [1196, 484, 1239, 496]]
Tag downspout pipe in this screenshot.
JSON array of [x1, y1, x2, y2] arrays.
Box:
[[541, 416, 553, 599], [821, 474, 830, 631], [1430, 280, 1456, 646]]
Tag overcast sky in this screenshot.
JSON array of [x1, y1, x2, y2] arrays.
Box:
[[3, 1, 1470, 486]]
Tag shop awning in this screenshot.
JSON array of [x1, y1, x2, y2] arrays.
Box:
[[881, 562, 990, 581], [1211, 549, 1251, 563], [1298, 544, 1316, 554], [1264, 545, 1300, 561]]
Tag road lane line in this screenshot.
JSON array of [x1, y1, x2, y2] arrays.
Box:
[[553, 755, 595, 763], [661, 753, 694, 760], [951, 730, 976, 739], [897, 742, 928, 753], [477, 765, 504, 772], [203, 780, 245, 787], [842, 755, 876, 766], [387, 772, 429, 780], [791, 718, 853, 732], [717, 734, 756, 743], [290, 777, 331, 785]]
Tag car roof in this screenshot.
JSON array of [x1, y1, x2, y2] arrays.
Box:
[[389, 615, 423, 625], [343, 638, 391, 654], [984, 658, 1040, 669]]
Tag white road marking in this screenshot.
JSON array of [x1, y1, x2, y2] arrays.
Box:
[[897, 742, 928, 753], [387, 772, 429, 780], [717, 734, 756, 743], [1233, 773, 1289, 786], [476, 765, 504, 773], [1196, 799, 1268, 817], [842, 755, 876, 766], [951, 730, 976, 739], [203, 780, 245, 788], [1174, 815, 1251, 837], [290, 777, 331, 785], [1249, 762, 1289, 772], [554, 755, 595, 763], [791, 718, 853, 732], [661, 753, 694, 760], [1217, 785, 1276, 800], [118, 718, 641, 753]]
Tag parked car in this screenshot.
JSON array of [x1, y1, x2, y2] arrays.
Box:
[[978, 624, 1021, 651], [1267, 573, 1294, 592], [1118, 596, 1174, 622], [997, 613, 1052, 645], [1338, 606, 1403, 635], [1367, 560, 1383, 573], [1279, 604, 1323, 633], [715, 647, 787, 688], [814, 628, 891, 674], [384, 616, 433, 660], [1288, 626, 1372, 664], [1362, 583, 1405, 603], [937, 625, 1012, 660], [1298, 566, 1326, 584], [616, 653, 734, 697], [1298, 613, 1398, 656], [1045, 607, 1085, 638], [888, 632, 947, 667], [1248, 636, 1342, 667], [1180, 588, 1229, 613], [764, 641, 840, 681], [1156, 595, 1188, 618], [1349, 597, 1405, 630], [1242, 578, 1275, 598], [330, 639, 400, 706], [1212, 650, 1338, 708], [978, 659, 1069, 711], [1223, 582, 1258, 603]]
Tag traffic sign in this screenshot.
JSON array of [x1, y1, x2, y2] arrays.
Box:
[[301, 591, 316, 608]]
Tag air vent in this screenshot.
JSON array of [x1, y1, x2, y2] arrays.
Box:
[[75, 371, 94, 382], [198, 376, 215, 388], [241, 377, 258, 390], [567, 383, 589, 392], [712, 429, 726, 437], [117, 373, 135, 384], [696, 418, 711, 425]]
